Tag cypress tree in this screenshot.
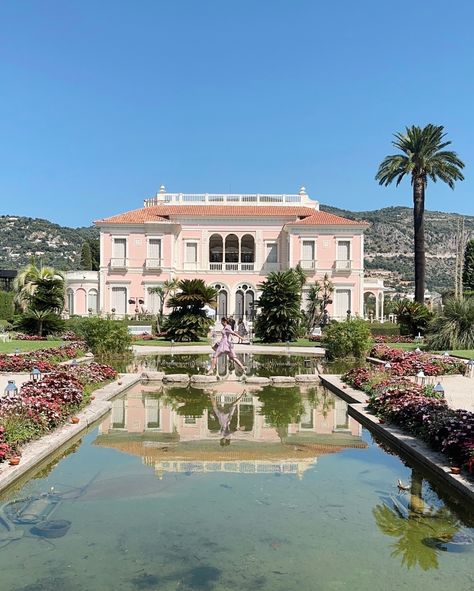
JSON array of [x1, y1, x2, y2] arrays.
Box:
[[463, 239, 474, 291], [80, 242, 92, 270], [88, 239, 100, 271]]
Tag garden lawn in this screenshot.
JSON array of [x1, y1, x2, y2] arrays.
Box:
[[385, 343, 474, 358], [449, 350, 474, 359], [0, 340, 65, 354], [255, 339, 317, 347]]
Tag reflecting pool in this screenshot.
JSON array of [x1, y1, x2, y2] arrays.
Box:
[[0, 381, 473, 591], [127, 352, 329, 377]]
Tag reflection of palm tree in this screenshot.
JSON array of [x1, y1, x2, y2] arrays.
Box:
[[373, 471, 459, 570]]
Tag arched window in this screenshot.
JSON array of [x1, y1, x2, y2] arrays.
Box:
[[209, 234, 223, 263], [66, 289, 74, 315], [235, 290, 244, 317], [213, 283, 228, 317], [225, 234, 239, 263], [240, 234, 255, 263], [87, 289, 98, 314], [235, 284, 255, 320]]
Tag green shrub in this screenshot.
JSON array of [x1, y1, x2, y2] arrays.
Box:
[[0, 413, 44, 447], [75, 317, 132, 356], [254, 269, 305, 342], [369, 323, 401, 337], [426, 297, 474, 350], [0, 319, 12, 331], [165, 311, 212, 342], [0, 291, 14, 321], [394, 300, 433, 336], [13, 312, 65, 336], [324, 318, 373, 360]]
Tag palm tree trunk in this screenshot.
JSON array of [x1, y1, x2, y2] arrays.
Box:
[[408, 469, 424, 514], [413, 176, 426, 304]]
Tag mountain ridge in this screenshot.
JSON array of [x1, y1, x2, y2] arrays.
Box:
[[1, 206, 473, 292]]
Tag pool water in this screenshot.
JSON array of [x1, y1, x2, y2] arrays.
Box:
[[127, 353, 348, 377], [0, 382, 473, 591]]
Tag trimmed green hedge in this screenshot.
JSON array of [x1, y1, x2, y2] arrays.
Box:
[[368, 323, 401, 337]]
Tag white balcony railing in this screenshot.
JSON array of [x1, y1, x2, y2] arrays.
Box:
[[110, 258, 128, 269], [145, 258, 162, 269], [299, 260, 316, 271], [144, 191, 312, 207], [335, 260, 352, 271], [209, 263, 255, 272]]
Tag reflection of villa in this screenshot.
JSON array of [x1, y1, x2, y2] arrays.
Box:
[[95, 383, 366, 478], [65, 187, 384, 320]]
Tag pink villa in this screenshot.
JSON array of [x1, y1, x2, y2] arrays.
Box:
[[65, 186, 385, 320]]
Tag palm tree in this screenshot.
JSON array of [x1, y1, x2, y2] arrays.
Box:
[[13, 263, 65, 313], [373, 471, 459, 570], [306, 273, 334, 330], [165, 279, 217, 342], [427, 297, 474, 350], [376, 125, 464, 303], [149, 278, 180, 332]]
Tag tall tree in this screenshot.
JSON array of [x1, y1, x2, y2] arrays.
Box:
[[80, 242, 93, 270], [376, 124, 464, 303], [88, 238, 100, 271], [463, 239, 474, 291]]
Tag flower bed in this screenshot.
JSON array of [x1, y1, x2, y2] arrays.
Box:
[[0, 362, 117, 461], [373, 335, 414, 344], [343, 366, 474, 473], [370, 344, 466, 376], [13, 334, 47, 341], [0, 342, 87, 373]]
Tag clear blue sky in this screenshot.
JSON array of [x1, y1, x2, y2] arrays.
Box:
[[2, 0, 473, 227]]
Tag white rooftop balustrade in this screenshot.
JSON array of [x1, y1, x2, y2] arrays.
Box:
[[143, 186, 318, 209]]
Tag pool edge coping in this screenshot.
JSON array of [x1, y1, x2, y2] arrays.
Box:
[[320, 374, 474, 503], [0, 373, 140, 494]]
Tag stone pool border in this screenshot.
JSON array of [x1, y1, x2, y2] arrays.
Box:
[[0, 373, 140, 495], [320, 374, 474, 503]]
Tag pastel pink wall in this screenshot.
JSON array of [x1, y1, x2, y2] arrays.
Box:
[[96, 218, 366, 318]]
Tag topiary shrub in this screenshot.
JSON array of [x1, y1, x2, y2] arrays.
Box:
[[324, 318, 373, 360]]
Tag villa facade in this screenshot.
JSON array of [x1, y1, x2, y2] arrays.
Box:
[[66, 187, 384, 320]]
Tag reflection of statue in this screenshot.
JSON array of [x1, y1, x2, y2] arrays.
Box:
[[373, 471, 460, 570], [210, 392, 245, 446]]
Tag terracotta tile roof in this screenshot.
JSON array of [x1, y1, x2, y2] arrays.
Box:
[[285, 211, 369, 227], [95, 205, 319, 224]]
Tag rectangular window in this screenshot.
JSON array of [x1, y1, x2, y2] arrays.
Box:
[[111, 399, 125, 429], [185, 242, 198, 263], [335, 289, 351, 318], [112, 238, 126, 259], [147, 287, 161, 314], [145, 399, 160, 429], [148, 238, 162, 261], [265, 242, 278, 264], [111, 287, 127, 315], [302, 240, 315, 261], [337, 240, 350, 261]]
